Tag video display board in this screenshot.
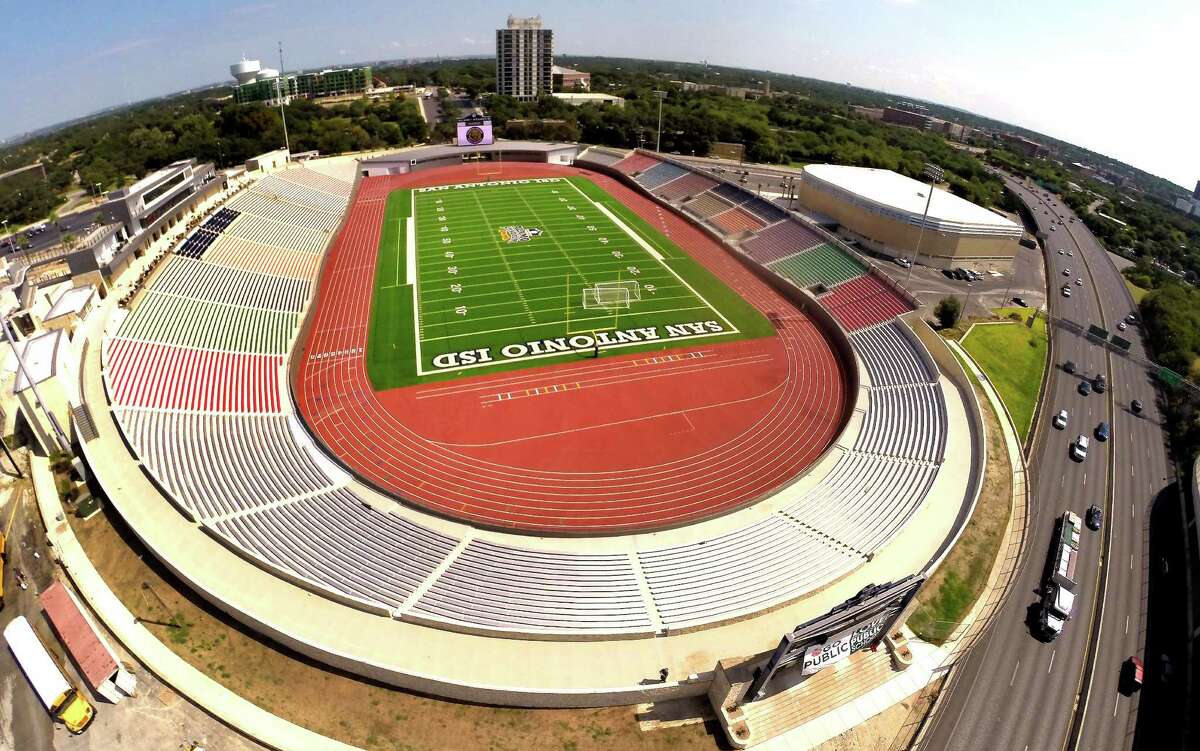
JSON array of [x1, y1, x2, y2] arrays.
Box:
[[456, 114, 494, 147]]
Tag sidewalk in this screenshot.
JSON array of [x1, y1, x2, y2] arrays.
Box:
[[29, 453, 362, 751]]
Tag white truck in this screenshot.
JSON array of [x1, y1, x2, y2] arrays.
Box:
[[1039, 511, 1082, 640], [3, 616, 95, 733]]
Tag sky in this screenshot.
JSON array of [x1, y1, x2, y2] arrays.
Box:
[[1, 0, 1197, 189]]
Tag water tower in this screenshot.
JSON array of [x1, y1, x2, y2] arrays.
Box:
[[230, 58, 263, 85]]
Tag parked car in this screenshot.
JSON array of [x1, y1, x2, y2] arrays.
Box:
[[1067, 249, 1074, 256], [1013, 296, 1028, 307], [1075, 278, 1083, 286], [1063, 268, 1072, 276], [1071, 434, 1089, 461], [1086, 504, 1103, 531], [1057, 249, 1065, 255], [1078, 380, 1092, 396], [1064, 360, 1077, 375], [1126, 313, 1138, 324], [1053, 409, 1069, 429], [1096, 421, 1110, 441], [1131, 399, 1144, 414], [1062, 285, 1072, 297]]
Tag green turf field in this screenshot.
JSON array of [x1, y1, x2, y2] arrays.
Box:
[[365, 176, 773, 389]]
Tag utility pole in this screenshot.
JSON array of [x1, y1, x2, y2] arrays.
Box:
[[277, 41, 291, 154], [653, 90, 667, 152], [905, 162, 944, 287]]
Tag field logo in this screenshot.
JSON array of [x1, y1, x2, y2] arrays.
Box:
[[499, 225, 543, 244]]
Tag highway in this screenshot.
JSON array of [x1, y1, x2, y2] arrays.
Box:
[[923, 174, 1169, 750]]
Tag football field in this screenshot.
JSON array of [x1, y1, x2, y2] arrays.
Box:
[[366, 176, 772, 389]]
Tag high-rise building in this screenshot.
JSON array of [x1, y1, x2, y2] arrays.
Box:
[[496, 15, 553, 101]]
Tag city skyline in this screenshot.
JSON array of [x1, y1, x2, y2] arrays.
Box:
[[1, 0, 1196, 189]]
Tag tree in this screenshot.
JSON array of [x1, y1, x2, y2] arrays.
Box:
[[935, 297, 962, 328]]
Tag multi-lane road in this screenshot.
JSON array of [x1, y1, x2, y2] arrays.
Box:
[[924, 174, 1172, 750]]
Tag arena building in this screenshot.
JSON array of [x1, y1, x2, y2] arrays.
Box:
[[797, 164, 1023, 270]]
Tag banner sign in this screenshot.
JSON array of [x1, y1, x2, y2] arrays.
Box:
[[740, 575, 923, 704], [456, 114, 494, 147]]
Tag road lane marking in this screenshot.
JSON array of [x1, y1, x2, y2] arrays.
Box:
[[1125, 615, 1129, 634], [1113, 694, 1120, 717], [1011, 660, 1020, 686], [1130, 554, 1134, 570], [1132, 503, 1135, 519], [1048, 650, 1056, 673]]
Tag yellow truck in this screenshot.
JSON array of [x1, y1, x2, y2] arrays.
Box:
[[3, 616, 96, 733]]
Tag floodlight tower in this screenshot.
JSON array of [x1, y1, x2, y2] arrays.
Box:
[[653, 91, 667, 152], [277, 41, 291, 154], [905, 162, 943, 286]]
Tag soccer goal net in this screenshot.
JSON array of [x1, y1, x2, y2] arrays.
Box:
[[582, 280, 641, 310]]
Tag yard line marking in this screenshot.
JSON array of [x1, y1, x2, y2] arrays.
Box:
[[470, 192, 535, 323]]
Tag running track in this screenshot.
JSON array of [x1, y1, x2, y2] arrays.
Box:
[[294, 164, 849, 533]]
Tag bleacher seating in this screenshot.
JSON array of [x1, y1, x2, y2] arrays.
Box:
[[744, 197, 789, 224], [634, 161, 690, 190], [411, 541, 653, 634], [683, 192, 736, 219], [614, 152, 661, 175], [150, 256, 311, 312], [176, 229, 219, 259], [857, 384, 947, 464], [849, 322, 935, 387], [225, 213, 330, 255], [115, 291, 299, 354], [229, 191, 342, 233], [214, 489, 459, 612], [766, 243, 866, 288], [204, 236, 322, 280], [639, 516, 861, 630], [257, 175, 349, 214], [821, 275, 915, 331], [115, 409, 337, 520], [784, 453, 937, 555], [740, 220, 824, 263], [653, 172, 717, 202], [578, 147, 630, 168], [711, 207, 767, 236], [712, 182, 754, 205], [201, 207, 240, 234], [275, 165, 355, 198]]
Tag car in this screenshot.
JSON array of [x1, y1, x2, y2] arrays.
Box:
[[1067, 249, 1074, 256], [1094, 374, 1107, 393], [1125, 313, 1138, 324], [1071, 434, 1089, 461], [895, 256, 912, 268], [1075, 278, 1083, 286], [1013, 296, 1028, 307], [1117, 321, 1127, 331], [1078, 380, 1092, 396], [1096, 421, 1110, 441], [1063, 268, 1072, 276], [1057, 248, 1065, 255], [1064, 360, 1077, 375], [1086, 504, 1103, 530], [1053, 409, 1069, 429], [1062, 285, 1072, 297], [1122, 656, 1144, 693], [1050, 225, 1057, 231], [1131, 399, 1144, 414]]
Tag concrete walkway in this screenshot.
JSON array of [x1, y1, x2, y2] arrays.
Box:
[[29, 453, 361, 751]]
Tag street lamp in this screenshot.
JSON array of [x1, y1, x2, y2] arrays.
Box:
[[652, 90, 667, 152], [905, 162, 944, 287], [1, 219, 13, 254]]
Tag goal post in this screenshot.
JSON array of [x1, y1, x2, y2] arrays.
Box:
[[581, 280, 640, 310]]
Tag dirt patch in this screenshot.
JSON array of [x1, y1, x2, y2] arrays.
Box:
[[68, 506, 721, 751]]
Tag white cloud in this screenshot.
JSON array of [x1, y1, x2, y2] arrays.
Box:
[[461, 36, 478, 46]]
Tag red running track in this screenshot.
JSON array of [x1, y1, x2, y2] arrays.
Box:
[[294, 164, 849, 534]]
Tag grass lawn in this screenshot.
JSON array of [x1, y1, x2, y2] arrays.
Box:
[[907, 357, 1012, 644], [365, 176, 772, 389], [1124, 278, 1149, 304], [961, 308, 1047, 444]]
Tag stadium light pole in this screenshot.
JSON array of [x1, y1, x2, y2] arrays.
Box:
[[277, 41, 292, 155], [653, 91, 667, 152], [905, 162, 943, 287]]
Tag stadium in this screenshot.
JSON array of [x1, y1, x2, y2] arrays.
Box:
[[80, 139, 982, 719], [797, 163, 1025, 270]]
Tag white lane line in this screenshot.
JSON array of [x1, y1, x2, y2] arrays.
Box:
[[1083, 472, 1088, 486], [1113, 694, 1120, 717], [1048, 650, 1056, 673], [1130, 554, 1134, 570], [1125, 615, 1129, 634], [1131, 503, 1135, 519], [1011, 660, 1020, 686]]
